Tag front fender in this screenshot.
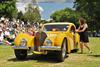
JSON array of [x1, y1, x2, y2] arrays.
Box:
[[54, 34, 66, 47], [75, 33, 80, 48], [14, 33, 34, 47]]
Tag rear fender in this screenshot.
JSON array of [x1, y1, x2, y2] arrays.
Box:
[[55, 36, 71, 53], [75, 33, 80, 48]]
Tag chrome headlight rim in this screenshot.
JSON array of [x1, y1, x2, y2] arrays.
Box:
[[45, 39, 52, 46], [20, 38, 27, 47]]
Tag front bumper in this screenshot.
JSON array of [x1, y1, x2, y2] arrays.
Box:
[[40, 46, 61, 51], [13, 46, 28, 50]]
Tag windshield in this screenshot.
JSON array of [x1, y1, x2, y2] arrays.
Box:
[[44, 24, 69, 31]]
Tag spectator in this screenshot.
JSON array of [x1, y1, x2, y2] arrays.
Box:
[[4, 28, 12, 45], [4, 28, 11, 38], [26, 25, 35, 36], [0, 28, 4, 44]]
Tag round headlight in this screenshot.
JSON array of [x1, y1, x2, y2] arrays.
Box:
[[45, 39, 52, 46], [20, 38, 27, 46]]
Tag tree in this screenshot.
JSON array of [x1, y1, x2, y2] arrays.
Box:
[[0, 0, 18, 18], [51, 8, 80, 24], [17, 11, 24, 20], [74, 0, 100, 32], [23, 4, 41, 23]]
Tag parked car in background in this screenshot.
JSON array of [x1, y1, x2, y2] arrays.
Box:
[[94, 32, 100, 37]]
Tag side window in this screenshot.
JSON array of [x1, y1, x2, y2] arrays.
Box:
[[70, 26, 75, 33]]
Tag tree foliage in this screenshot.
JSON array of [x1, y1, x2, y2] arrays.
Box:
[[23, 4, 41, 23], [0, 0, 18, 18], [74, 0, 100, 32], [51, 1, 100, 32], [17, 11, 24, 20], [51, 8, 80, 24]]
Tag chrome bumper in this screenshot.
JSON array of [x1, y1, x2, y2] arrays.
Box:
[[13, 46, 28, 50], [40, 46, 61, 51]]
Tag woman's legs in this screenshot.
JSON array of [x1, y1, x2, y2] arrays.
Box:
[[84, 43, 92, 53], [80, 42, 84, 53], [84, 43, 90, 51]]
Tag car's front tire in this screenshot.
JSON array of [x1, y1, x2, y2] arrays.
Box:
[[14, 49, 27, 60], [57, 39, 67, 62]]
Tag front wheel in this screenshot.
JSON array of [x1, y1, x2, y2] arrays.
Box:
[[57, 39, 67, 62], [14, 50, 27, 60]]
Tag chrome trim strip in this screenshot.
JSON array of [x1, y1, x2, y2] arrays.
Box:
[[40, 46, 61, 51], [12, 46, 28, 49]]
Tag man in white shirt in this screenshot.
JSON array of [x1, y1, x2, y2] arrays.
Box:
[[4, 28, 14, 45], [4, 28, 11, 38], [0, 28, 4, 44], [0, 28, 11, 45]]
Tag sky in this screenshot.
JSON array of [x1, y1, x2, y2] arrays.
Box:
[[39, 2, 74, 20], [16, 0, 74, 20]]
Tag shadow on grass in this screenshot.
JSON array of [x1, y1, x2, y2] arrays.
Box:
[[88, 54, 100, 57], [8, 53, 69, 63]]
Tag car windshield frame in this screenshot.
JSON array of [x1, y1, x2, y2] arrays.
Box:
[[44, 24, 69, 31]]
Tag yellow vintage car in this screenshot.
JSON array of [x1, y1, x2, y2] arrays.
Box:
[[13, 22, 80, 62]]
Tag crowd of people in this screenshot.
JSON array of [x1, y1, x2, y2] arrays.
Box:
[[0, 16, 40, 45]]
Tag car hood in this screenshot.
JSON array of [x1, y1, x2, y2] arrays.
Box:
[[46, 31, 61, 38], [45, 31, 66, 39]]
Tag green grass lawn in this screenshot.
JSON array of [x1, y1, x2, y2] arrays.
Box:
[[0, 37, 100, 67]]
